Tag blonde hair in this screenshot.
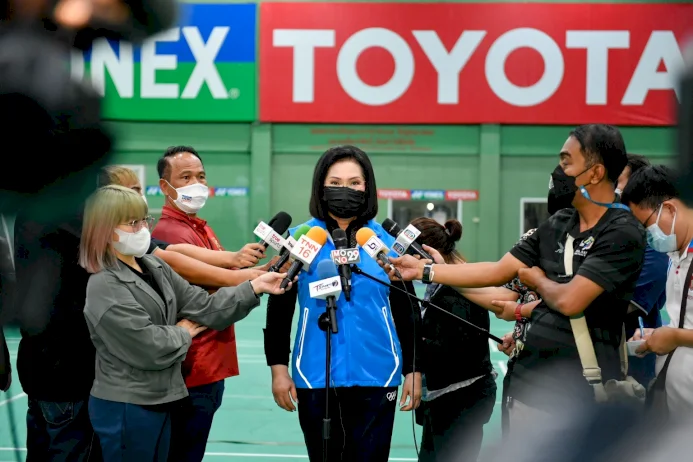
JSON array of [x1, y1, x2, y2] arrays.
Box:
[[79, 185, 148, 274], [98, 166, 140, 188]]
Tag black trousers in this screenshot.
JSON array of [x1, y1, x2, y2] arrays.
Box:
[[418, 375, 496, 462], [296, 386, 398, 462]]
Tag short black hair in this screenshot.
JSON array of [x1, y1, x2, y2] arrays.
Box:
[[569, 124, 627, 184], [626, 153, 650, 176], [621, 165, 680, 211], [157, 146, 202, 179], [308, 145, 378, 221]]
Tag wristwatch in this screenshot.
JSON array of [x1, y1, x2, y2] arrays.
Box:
[[422, 264, 435, 284]]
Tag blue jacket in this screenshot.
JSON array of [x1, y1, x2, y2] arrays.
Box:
[[290, 218, 404, 389]]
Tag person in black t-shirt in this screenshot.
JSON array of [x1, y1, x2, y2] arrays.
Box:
[[386, 124, 646, 428]]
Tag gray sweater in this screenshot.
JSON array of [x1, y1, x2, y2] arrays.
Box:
[[84, 255, 260, 405]]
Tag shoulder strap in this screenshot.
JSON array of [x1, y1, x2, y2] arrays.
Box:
[[564, 234, 609, 402], [657, 256, 693, 381]]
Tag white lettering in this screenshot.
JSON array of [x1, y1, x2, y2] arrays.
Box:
[[566, 31, 630, 105], [622, 31, 684, 105], [337, 28, 414, 106], [181, 26, 229, 99], [90, 40, 134, 98], [413, 30, 486, 104], [485, 28, 563, 107], [274, 29, 335, 103], [141, 29, 179, 98]]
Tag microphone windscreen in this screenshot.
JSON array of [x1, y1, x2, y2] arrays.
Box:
[[316, 260, 339, 279], [332, 228, 348, 248], [269, 212, 292, 235], [381, 219, 400, 237], [355, 228, 376, 248], [306, 227, 328, 245], [292, 224, 311, 240]]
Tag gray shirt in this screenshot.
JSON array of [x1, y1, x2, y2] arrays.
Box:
[[84, 255, 260, 405]]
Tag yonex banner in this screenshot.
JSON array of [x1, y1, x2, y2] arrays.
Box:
[[72, 4, 257, 121]]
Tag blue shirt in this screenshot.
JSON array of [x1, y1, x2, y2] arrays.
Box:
[[625, 244, 668, 385]]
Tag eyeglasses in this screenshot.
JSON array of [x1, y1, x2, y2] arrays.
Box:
[[122, 216, 155, 231]]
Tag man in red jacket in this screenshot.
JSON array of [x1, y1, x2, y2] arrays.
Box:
[[152, 145, 266, 462]]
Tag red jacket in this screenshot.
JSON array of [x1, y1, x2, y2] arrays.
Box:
[[152, 205, 239, 388]]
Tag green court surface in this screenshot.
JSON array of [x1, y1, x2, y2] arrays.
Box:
[[0, 286, 511, 461]]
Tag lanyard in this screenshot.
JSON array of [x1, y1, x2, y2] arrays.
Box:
[[579, 186, 631, 211]]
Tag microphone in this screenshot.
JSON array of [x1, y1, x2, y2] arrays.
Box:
[[280, 226, 328, 289], [382, 218, 433, 260], [331, 229, 359, 302], [253, 212, 293, 252], [309, 260, 342, 333], [269, 224, 310, 273], [355, 228, 394, 270]]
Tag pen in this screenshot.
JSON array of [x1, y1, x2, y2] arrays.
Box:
[[638, 316, 645, 339]]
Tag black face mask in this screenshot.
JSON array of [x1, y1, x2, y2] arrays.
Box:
[[324, 187, 366, 219], [547, 165, 578, 215]]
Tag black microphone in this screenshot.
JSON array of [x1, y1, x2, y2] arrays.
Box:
[[331, 229, 352, 302], [382, 218, 433, 260], [255, 212, 292, 250]]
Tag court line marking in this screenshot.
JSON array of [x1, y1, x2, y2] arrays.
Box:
[[0, 449, 417, 460], [0, 393, 26, 407]]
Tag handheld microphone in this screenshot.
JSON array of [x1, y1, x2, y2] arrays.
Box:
[[355, 228, 394, 270], [253, 212, 292, 252], [280, 226, 328, 289], [310, 260, 342, 333], [269, 224, 310, 273], [331, 229, 355, 302], [382, 218, 433, 260]]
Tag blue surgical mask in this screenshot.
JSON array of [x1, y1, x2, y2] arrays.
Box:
[[647, 204, 677, 253]]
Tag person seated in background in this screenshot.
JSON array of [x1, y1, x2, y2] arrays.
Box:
[[79, 185, 291, 461], [98, 166, 274, 287], [410, 218, 498, 462]]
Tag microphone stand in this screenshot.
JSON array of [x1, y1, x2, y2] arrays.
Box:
[[317, 295, 338, 462], [350, 266, 504, 344]]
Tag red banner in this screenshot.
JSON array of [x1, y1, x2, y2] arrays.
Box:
[[260, 3, 693, 125]]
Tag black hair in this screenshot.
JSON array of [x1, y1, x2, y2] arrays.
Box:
[[569, 124, 627, 184], [626, 154, 650, 176], [308, 145, 378, 221], [621, 165, 680, 210], [157, 145, 202, 179]]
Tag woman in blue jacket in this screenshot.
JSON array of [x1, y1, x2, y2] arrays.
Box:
[[264, 145, 422, 461]]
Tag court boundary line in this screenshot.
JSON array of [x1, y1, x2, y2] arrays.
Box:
[[0, 393, 26, 407]]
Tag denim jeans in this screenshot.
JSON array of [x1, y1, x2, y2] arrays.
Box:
[[168, 380, 225, 462], [26, 398, 101, 462]]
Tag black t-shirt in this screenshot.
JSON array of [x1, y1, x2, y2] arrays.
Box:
[[148, 237, 169, 255], [507, 208, 645, 410]]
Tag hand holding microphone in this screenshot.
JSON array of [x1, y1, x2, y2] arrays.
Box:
[[281, 227, 328, 289]]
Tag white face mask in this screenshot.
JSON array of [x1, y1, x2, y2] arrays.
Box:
[[168, 182, 209, 214], [113, 228, 151, 257], [141, 194, 148, 206]]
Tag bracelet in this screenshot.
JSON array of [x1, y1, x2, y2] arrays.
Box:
[[515, 303, 525, 322]]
